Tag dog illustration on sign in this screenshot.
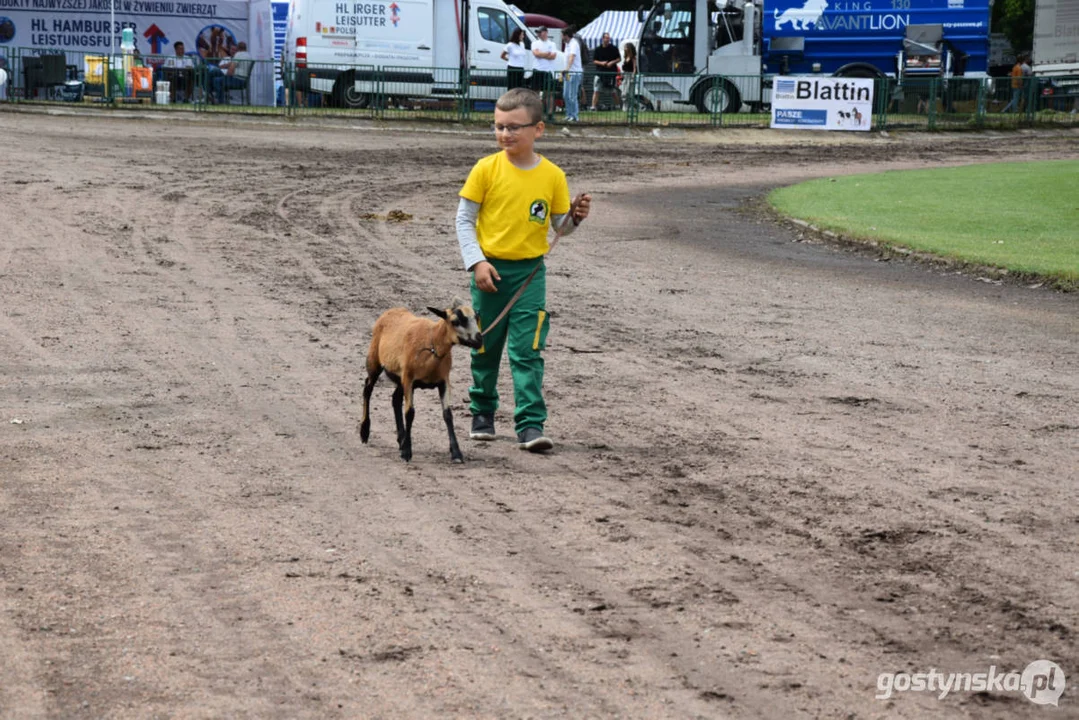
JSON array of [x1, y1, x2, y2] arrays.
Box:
[[836, 108, 865, 128], [774, 0, 829, 30], [837, 106, 863, 127]]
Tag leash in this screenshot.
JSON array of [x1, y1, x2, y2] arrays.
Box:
[[480, 194, 585, 338]]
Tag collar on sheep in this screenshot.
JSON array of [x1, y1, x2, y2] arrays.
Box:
[[480, 194, 584, 338], [419, 327, 445, 360]]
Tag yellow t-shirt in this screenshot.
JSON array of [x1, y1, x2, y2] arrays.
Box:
[[459, 152, 571, 261]]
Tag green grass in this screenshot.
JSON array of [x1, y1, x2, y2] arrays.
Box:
[[768, 160, 1079, 286]]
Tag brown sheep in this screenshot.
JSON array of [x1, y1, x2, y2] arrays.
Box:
[[360, 300, 482, 463]]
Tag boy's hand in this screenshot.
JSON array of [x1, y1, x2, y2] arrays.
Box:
[[572, 194, 592, 225], [473, 261, 500, 293]]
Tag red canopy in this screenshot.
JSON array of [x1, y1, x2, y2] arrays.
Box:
[[522, 13, 567, 29]]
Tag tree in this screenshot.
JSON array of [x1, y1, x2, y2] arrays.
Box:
[[522, 1, 640, 30], [994, 0, 1034, 53]]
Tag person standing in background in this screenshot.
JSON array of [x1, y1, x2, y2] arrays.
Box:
[[620, 42, 637, 111], [501, 28, 528, 90], [1001, 55, 1024, 113], [561, 26, 583, 122], [531, 26, 559, 121], [1020, 53, 1032, 112], [590, 33, 621, 110]]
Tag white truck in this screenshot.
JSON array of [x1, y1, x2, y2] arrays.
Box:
[[282, 0, 537, 107], [1033, 0, 1079, 111]]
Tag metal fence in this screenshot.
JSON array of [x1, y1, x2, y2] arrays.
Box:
[[2, 47, 1076, 131]]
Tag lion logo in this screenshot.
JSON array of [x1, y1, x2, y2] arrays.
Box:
[[774, 0, 829, 30]]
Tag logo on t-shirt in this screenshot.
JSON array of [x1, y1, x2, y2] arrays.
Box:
[[528, 199, 549, 225]]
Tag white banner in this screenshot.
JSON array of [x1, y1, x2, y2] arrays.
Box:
[[770, 76, 875, 131], [0, 0, 274, 103], [0, 0, 252, 56]]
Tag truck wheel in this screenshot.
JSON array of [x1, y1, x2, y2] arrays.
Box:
[[333, 73, 369, 109], [695, 79, 740, 115], [834, 64, 881, 80]]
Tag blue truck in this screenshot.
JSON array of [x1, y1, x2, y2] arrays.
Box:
[[635, 0, 991, 112]]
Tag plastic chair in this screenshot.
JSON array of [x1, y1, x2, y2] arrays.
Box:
[[224, 77, 250, 105]]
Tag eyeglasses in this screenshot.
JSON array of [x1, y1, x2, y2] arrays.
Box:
[[491, 122, 538, 135]]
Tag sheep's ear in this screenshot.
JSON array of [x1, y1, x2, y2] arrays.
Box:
[[451, 296, 465, 309], [427, 306, 448, 320]]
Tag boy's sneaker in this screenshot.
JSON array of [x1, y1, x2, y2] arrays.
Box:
[[470, 413, 497, 441], [517, 427, 553, 453]]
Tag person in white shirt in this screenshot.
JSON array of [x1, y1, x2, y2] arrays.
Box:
[[162, 41, 195, 102], [213, 41, 253, 104], [501, 28, 528, 90], [561, 26, 583, 122], [530, 26, 558, 119], [164, 40, 195, 69]]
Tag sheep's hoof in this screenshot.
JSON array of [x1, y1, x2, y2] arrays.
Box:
[[451, 455, 464, 464], [400, 448, 412, 462], [359, 421, 370, 444]]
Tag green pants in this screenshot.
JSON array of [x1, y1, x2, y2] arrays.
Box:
[[470, 257, 550, 433]]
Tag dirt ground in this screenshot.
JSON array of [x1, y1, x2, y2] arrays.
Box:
[[1, 109, 1077, 719]]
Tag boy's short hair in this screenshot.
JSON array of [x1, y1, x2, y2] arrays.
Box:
[[496, 88, 544, 124]]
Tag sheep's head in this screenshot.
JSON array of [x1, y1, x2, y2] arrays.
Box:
[[428, 300, 482, 349]]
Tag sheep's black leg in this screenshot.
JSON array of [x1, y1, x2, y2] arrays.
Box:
[[439, 381, 464, 464], [391, 383, 405, 448], [359, 366, 382, 444], [400, 384, 415, 462]]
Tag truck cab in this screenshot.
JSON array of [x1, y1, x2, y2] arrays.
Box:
[[1032, 0, 1079, 112], [636, 0, 764, 113], [284, 0, 533, 108]]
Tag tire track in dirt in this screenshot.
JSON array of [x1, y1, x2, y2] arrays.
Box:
[[568, 179, 1079, 704], [19, 181, 474, 716], [1, 159, 434, 714], [0, 183, 317, 714]]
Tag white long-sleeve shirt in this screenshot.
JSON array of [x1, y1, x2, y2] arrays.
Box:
[[456, 198, 576, 270]]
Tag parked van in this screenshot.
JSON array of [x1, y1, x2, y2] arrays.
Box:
[[283, 0, 537, 107]]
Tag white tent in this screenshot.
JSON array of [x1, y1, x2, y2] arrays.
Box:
[[578, 11, 643, 51]]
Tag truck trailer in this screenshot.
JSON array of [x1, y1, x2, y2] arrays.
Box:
[[1033, 0, 1079, 111], [634, 0, 990, 113], [283, 0, 536, 107]]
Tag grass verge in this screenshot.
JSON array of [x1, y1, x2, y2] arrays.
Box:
[[768, 160, 1079, 290]]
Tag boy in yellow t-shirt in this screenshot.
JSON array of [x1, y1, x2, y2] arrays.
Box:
[[456, 88, 591, 452]]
